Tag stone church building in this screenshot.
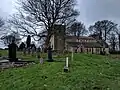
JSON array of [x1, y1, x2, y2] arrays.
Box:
[[50, 25, 109, 54]]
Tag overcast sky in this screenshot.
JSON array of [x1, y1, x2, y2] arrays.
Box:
[[0, 0, 120, 28]]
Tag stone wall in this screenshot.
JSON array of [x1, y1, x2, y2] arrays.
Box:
[[66, 45, 109, 54]]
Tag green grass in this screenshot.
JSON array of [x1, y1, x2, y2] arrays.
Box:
[[0, 50, 8, 57], [0, 51, 120, 90]]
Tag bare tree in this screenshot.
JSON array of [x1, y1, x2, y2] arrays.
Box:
[[109, 33, 117, 51], [0, 17, 8, 45], [9, 0, 79, 48], [0, 17, 4, 28], [88, 20, 118, 42], [68, 21, 87, 36], [0, 17, 5, 35], [1, 31, 21, 46], [114, 26, 120, 50]]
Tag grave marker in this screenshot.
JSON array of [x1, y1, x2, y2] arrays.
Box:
[[40, 57, 44, 64], [8, 40, 18, 62], [23, 48, 26, 55], [37, 47, 41, 58], [71, 47, 74, 61], [64, 57, 69, 72], [47, 45, 53, 62]]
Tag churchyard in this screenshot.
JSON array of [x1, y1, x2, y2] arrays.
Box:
[[0, 48, 120, 90], [0, 0, 120, 89]]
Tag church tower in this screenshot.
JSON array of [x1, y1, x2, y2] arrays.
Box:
[[50, 24, 66, 52]]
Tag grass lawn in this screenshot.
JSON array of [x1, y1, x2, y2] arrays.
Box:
[[0, 51, 120, 90]]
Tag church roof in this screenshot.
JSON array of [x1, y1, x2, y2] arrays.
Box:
[[66, 42, 102, 48], [66, 36, 95, 40], [66, 36, 109, 48]]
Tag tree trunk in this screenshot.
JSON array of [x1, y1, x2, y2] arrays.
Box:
[[44, 26, 54, 53], [119, 34, 120, 51], [105, 28, 107, 42], [99, 30, 102, 40], [44, 34, 51, 53], [113, 42, 116, 51], [111, 38, 115, 51]]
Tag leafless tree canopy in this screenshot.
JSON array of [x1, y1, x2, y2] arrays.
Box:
[[1, 31, 21, 46], [109, 33, 117, 51], [88, 20, 118, 42], [0, 17, 7, 38], [9, 0, 79, 46], [0, 17, 4, 28], [68, 21, 87, 36]]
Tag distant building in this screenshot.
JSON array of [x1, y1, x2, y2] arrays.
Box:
[[50, 25, 109, 54]]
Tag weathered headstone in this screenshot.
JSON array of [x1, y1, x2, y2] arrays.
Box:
[[23, 47, 26, 55], [8, 40, 18, 62], [40, 57, 44, 64], [71, 48, 74, 61], [27, 47, 31, 54], [31, 47, 35, 56], [37, 47, 41, 58], [47, 46, 53, 62], [66, 57, 68, 67], [64, 57, 69, 72], [31, 44, 36, 56]]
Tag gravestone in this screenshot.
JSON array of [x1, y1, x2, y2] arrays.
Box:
[[37, 47, 41, 58], [8, 40, 18, 62], [47, 45, 53, 62], [31, 47, 35, 56], [40, 57, 44, 64], [64, 57, 69, 72], [27, 47, 30, 54], [31, 44, 36, 56], [23, 47, 26, 55], [71, 48, 74, 61]]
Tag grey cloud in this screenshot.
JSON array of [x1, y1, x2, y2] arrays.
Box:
[[1, 0, 120, 27], [0, 0, 16, 18], [77, 0, 120, 27], [0, 8, 9, 18]]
